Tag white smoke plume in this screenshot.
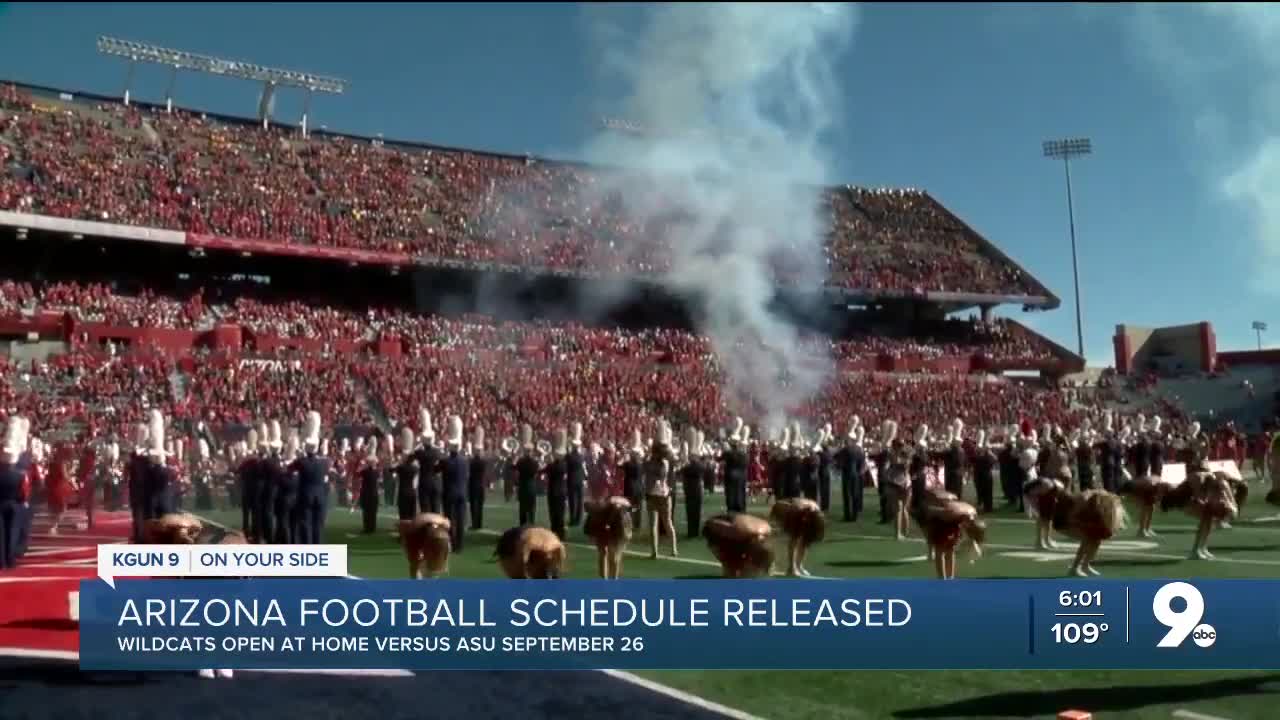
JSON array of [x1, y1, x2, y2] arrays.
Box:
[[1133, 4, 1280, 294], [579, 2, 859, 434]]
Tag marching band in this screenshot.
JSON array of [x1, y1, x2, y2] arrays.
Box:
[[2, 406, 1277, 585]]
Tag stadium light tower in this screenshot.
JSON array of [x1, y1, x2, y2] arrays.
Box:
[[1042, 137, 1091, 360], [1253, 321, 1268, 351], [97, 36, 347, 136]]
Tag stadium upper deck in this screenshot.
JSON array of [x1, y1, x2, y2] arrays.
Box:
[[0, 82, 1056, 307]]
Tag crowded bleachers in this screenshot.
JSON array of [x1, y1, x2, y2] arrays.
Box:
[[0, 270, 1086, 447], [0, 83, 1050, 298]]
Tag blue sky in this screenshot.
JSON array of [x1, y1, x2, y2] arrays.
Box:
[[0, 3, 1275, 367]]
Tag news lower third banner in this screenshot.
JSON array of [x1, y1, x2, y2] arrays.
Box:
[[78, 579, 1276, 671]]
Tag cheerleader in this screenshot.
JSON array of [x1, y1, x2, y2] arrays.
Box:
[[494, 525, 565, 579], [399, 512, 451, 578], [702, 512, 774, 578], [644, 419, 679, 559], [769, 497, 824, 577], [584, 496, 632, 579], [1161, 469, 1238, 560], [1053, 489, 1128, 577], [878, 421, 911, 541], [588, 442, 612, 503], [44, 441, 72, 535], [913, 487, 986, 579], [144, 511, 247, 679]]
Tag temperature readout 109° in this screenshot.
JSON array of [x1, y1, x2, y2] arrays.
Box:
[[1053, 589, 1111, 645]]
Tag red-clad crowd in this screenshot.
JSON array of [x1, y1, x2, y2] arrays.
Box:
[[1, 84, 1050, 297]]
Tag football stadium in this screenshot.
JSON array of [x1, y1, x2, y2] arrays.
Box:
[[4, 4, 1280, 720]]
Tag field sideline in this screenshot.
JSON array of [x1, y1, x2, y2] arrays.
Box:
[[187, 482, 1280, 720]]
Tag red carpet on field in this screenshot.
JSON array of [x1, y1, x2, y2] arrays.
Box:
[[0, 508, 132, 658]]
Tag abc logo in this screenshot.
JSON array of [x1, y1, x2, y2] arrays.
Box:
[[1192, 624, 1217, 648]]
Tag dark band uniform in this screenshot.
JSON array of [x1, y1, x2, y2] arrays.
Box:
[[290, 452, 330, 545]]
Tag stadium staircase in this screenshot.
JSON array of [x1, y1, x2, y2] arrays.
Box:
[[354, 376, 393, 433], [1151, 367, 1279, 431]]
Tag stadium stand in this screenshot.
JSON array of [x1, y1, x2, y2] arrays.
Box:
[[0, 82, 1054, 299]]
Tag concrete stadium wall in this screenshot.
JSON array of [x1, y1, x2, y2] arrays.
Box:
[[1115, 322, 1214, 375]]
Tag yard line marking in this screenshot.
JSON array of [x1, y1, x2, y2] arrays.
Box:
[[0, 648, 80, 661], [600, 669, 770, 720], [828, 532, 1280, 567], [1173, 709, 1234, 720], [246, 668, 415, 678]]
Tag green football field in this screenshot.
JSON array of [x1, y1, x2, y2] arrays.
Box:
[[197, 483, 1280, 720]]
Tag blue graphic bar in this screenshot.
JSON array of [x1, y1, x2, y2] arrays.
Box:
[[77, 579, 1272, 670]]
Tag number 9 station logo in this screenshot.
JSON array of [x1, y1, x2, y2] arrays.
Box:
[[1153, 582, 1216, 648]]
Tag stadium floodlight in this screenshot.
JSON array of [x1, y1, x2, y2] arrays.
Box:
[[97, 36, 346, 133], [1253, 321, 1268, 350], [1042, 137, 1092, 360]]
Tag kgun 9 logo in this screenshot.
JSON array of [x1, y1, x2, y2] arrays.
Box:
[[1153, 582, 1216, 648]]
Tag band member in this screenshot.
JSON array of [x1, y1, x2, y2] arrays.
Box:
[[770, 497, 824, 577], [971, 429, 997, 513], [720, 419, 749, 514], [290, 412, 331, 545], [499, 437, 518, 504], [1127, 416, 1173, 539], [399, 512, 451, 578], [394, 427, 419, 521], [415, 409, 442, 514], [997, 424, 1020, 509], [238, 425, 259, 538], [468, 428, 489, 531], [254, 422, 282, 544], [357, 439, 380, 534], [441, 416, 469, 552], [815, 423, 834, 512], [275, 430, 302, 544], [1267, 428, 1280, 507], [566, 422, 587, 527], [914, 487, 986, 579], [584, 496, 632, 579], [1, 416, 30, 570], [645, 419, 679, 558], [191, 438, 213, 511], [767, 429, 785, 502], [144, 411, 176, 521], [494, 525, 565, 579], [941, 419, 966, 499], [834, 422, 866, 522], [870, 425, 892, 523], [78, 443, 97, 529], [514, 425, 540, 526], [376, 437, 396, 507], [908, 425, 931, 511], [680, 428, 704, 540], [545, 428, 570, 540], [621, 430, 645, 528], [1129, 416, 1150, 493], [794, 423, 817, 501], [103, 437, 122, 512], [1097, 413, 1123, 494], [1021, 428, 1064, 551], [703, 512, 773, 578], [1074, 419, 1096, 491]]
